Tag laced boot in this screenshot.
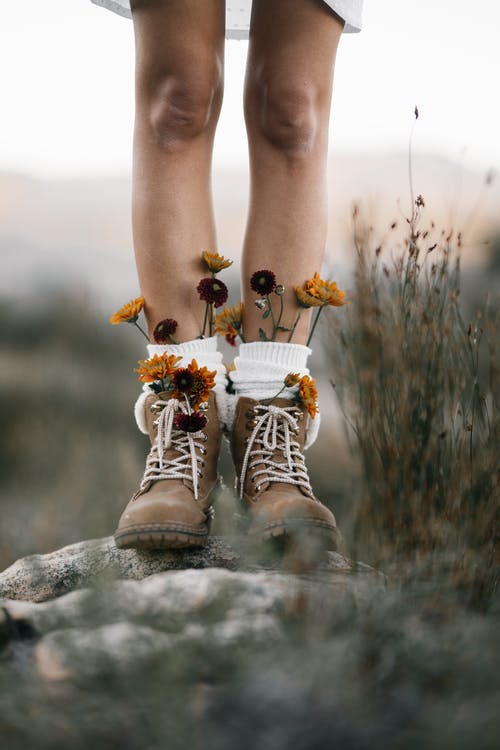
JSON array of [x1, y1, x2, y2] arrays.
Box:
[[114, 390, 221, 550], [230, 396, 340, 550]]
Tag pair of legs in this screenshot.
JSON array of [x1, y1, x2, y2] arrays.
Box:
[[130, 0, 344, 343]]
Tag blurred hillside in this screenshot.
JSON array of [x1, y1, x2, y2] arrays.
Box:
[[1, 151, 499, 307]]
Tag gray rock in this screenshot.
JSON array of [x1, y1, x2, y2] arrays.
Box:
[[0, 535, 378, 603], [0, 537, 385, 681], [0, 535, 239, 602]]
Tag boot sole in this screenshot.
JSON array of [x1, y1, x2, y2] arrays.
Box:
[[235, 513, 341, 551], [114, 525, 209, 550]]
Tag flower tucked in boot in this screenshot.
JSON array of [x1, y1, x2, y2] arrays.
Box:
[[230, 395, 340, 550], [114, 390, 221, 550]]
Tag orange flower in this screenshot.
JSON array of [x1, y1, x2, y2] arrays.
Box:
[[297, 375, 319, 419], [202, 250, 233, 273], [284, 372, 301, 388], [215, 303, 243, 345], [293, 284, 324, 308], [294, 273, 347, 308], [134, 353, 182, 385], [172, 358, 216, 408], [109, 296, 145, 324]]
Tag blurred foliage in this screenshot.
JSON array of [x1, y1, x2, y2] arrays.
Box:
[[327, 205, 499, 605], [0, 291, 148, 568]]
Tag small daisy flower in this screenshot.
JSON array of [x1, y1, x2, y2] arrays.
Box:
[[294, 273, 347, 308], [109, 296, 145, 324], [153, 318, 178, 344], [202, 251, 233, 273], [250, 270, 276, 296], [135, 353, 182, 385], [297, 375, 319, 418], [171, 359, 216, 408], [174, 412, 208, 433], [215, 303, 243, 346], [284, 372, 301, 388], [197, 277, 229, 308], [172, 368, 195, 394]]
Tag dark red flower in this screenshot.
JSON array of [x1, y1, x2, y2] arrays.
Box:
[[153, 318, 178, 343], [250, 270, 276, 296], [174, 412, 207, 433], [172, 368, 195, 394], [197, 277, 228, 308]]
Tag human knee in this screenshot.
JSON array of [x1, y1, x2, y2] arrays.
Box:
[[147, 67, 223, 147], [246, 77, 319, 158]]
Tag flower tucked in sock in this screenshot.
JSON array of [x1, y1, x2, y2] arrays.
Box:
[[134, 336, 227, 434], [227, 341, 321, 449]]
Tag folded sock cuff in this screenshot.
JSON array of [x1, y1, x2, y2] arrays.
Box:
[[147, 335, 218, 359], [237, 341, 311, 370]]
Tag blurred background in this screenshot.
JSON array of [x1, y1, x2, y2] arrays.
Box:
[[1, 0, 499, 569]]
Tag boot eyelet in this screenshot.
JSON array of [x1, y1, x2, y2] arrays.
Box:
[[200, 447, 207, 455]]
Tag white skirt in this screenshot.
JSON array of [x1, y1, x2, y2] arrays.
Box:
[[89, 0, 363, 38]]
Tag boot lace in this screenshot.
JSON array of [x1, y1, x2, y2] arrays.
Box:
[[139, 398, 206, 500], [239, 404, 313, 500]]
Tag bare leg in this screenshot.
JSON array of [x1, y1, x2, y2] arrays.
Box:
[[130, 0, 225, 341], [242, 0, 343, 344]]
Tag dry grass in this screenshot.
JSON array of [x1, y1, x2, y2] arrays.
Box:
[[327, 201, 499, 604]]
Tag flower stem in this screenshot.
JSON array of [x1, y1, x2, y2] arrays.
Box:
[[306, 306, 324, 347], [266, 294, 276, 337], [201, 303, 209, 338], [262, 384, 286, 405], [209, 304, 214, 337], [287, 310, 303, 343], [272, 294, 284, 342], [133, 321, 150, 342], [239, 331, 246, 344]]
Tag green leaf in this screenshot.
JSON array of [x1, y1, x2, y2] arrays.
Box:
[[259, 328, 270, 341], [262, 309, 271, 319]]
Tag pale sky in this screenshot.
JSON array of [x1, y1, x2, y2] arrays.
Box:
[[1, 0, 499, 178]]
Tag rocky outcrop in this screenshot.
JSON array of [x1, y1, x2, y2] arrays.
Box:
[[0, 536, 384, 681], [0, 535, 378, 603]]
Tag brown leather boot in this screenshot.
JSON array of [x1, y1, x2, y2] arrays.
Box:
[[230, 396, 340, 550], [114, 390, 221, 550]]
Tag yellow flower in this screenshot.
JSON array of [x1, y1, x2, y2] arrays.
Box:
[[294, 273, 347, 308], [109, 296, 145, 324], [293, 285, 324, 308], [298, 375, 319, 419], [284, 372, 301, 388], [186, 359, 217, 408], [215, 303, 243, 345], [171, 359, 216, 408], [202, 251, 233, 273], [134, 353, 182, 385]]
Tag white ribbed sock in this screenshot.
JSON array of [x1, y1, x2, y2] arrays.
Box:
[[227, 341, 320, 449], [230, 341, 312, 399]]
